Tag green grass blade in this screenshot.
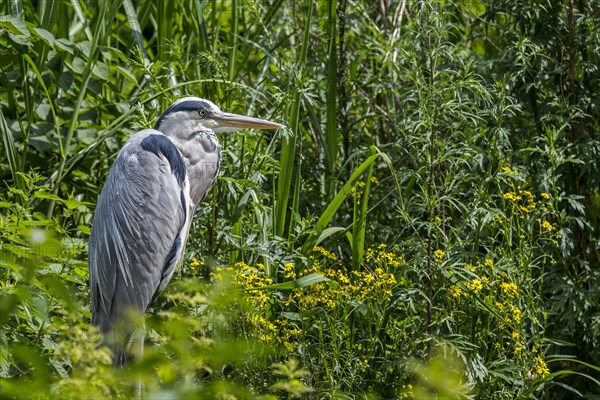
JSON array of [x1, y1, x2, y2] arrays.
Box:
[[69, 0, 93, 40], [325, 0, 338, 200], [301, 151, 380, 255], [47, 1, 119, 217], [122, 0, 150, 60], [351, 146, 376, 271], [245, 273, 329, 291], [0, 109, 25, 199], [274, 4, 312, 237], [21, 54, 62, 156], [228, 0, 238, 82]]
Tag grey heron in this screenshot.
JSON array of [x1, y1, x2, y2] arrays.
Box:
[[89, 97, 283, 366]]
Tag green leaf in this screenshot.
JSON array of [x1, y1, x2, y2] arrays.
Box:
[[0, 15, 30, 37], [54, 38, 75, 54], [245, 273, 329, 291], [32, 28, 55, 46], [92, 61, 109, 81], [115, 65, 137, 84], [34, 192, 63, 202], [316, 227, 346, 246], [301, 151, 381, 255], [64, 199, 81, 210], [77, 225, 91, 235]]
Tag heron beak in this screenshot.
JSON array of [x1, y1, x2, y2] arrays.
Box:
[[216, 112, 284, 130]]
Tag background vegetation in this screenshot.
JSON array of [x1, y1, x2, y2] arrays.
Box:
[[1, 0, 599, 398]]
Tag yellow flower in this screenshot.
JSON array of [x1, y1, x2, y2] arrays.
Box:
[[541, 220, 556, 232], [514, 344, 523, 354], [313, 246, 337, 260], [484, 258, 494, 269], [449, 285, 465, 298], [510, 306, 522, 323], [511, 331, 520, 341], [434, 249, 445, 263], [468, 279, 483, 293], [503, 192, 522, 202], [283, 262, 296, 279], [501, 282, 519, 298], [370, 176, 378, 184], [533, 356, 550, 378], [541, 192, 550, 200]]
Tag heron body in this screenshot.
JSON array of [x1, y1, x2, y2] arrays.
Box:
[[89, 97, 282, 365]]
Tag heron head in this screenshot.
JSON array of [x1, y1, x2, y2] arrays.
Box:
[[154, 97, 283, 135]]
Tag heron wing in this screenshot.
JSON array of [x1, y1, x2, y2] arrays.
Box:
[[89, 129, 191, 333]]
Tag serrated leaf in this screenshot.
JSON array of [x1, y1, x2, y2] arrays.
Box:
[[34, 192, 63, 202], [77, 225, 91, 235], [65, 199, 80, 210]]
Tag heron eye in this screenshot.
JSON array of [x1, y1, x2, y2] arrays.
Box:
[[198, 109, 206, 117]]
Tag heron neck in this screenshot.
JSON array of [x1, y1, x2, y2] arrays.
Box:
[[168, 130, 222, 207]]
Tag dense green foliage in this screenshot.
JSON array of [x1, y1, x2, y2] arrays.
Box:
[[1, 0, 599, 398]]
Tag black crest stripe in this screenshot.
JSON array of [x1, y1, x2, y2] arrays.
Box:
[[154, 100, 212, 129]]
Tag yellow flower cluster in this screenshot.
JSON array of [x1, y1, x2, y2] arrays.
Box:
[[503, 190, 536, 213], [296, 263, 397, 306], [227, 245, 402, 351], [449, 257, 525, 330], [468, 279, 483, 293], [283, 262, 296, 279], [532, 356, 550, 378], [366, 244, 406, 268], [510, 305, 522, 323], [249, 314, 303, 351], [189, 258, 205, 273], [313, 246, 337, 261], [350, 181, 366, 198], [541, 220, 556, 232], [449, 285, 465, 298], [231, 262, 273, 307], [433, 249, 445, 264], [501, 281, 519, 298], [501, 165, 521, 176], [499, 179, 556, 231]]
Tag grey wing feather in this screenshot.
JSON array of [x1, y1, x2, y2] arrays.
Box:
[[89, 129, 188, 334]]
